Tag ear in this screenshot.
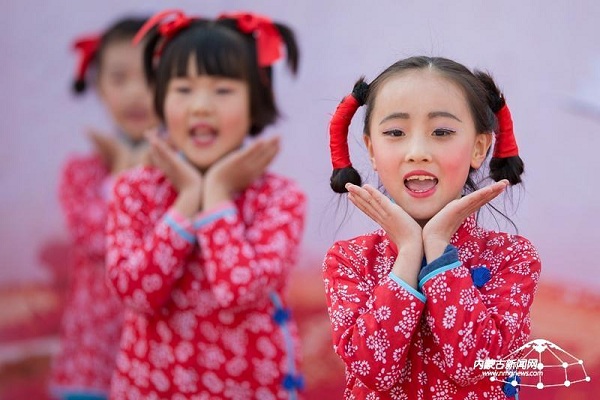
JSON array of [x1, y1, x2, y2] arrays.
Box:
[[363, 134, 376, 170], [471, 132, 493, 169]]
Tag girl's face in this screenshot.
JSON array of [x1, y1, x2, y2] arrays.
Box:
[[364, 69, 492, 225], [164, 57, 251, 171], [97, 40, 158, 141]]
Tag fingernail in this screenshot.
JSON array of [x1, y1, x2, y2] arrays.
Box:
[[345, 183, 352, 189]]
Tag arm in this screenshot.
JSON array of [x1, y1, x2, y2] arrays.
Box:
[[323, 242, 426, 391], [105, 171, 197, 313], [58, 156, 110, 257], [419, 237, 541, 386], [195, 180, 305, 309]]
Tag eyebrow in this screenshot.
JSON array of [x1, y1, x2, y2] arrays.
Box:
[[379, 111, 462, 125]]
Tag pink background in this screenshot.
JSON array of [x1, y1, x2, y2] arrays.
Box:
[[1, 1, 599, 398]]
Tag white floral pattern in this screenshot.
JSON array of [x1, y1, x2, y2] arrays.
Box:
[[50, 154, 124, 396], [323, 215, 541, 399], [106, 167, 306, 398]]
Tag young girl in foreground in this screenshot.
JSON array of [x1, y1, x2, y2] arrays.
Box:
[[106, 10, 306, 399], [50, 17, 157, 400], [323, 56, 541, 399]]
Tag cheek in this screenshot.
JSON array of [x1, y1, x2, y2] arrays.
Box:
[[440, 146, 473, 184]]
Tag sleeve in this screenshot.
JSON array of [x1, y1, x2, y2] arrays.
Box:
[[194, 181, 306, 310], [419, 236, 541, 386], [322, 244, 426, 391], [105, 173, 197, 313], [58, 156, 110, 257]]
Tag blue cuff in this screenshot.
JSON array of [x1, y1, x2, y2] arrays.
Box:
[[193, 207, 237, 229], [164, 214, 196, 244], [418, 244, 458, 281], [388, 273, 426, 303]]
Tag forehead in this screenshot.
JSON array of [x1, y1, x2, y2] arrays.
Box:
[[99, 40, 142, 67], [373, 69, 470, 117]]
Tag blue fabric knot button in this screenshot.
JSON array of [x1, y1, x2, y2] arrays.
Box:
[[272, 307, 291, 325], [282, 373, 305, 391], [471, 266, 491, 288], [502, 374, 521, 397]]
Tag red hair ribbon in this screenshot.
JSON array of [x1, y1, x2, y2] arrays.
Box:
[[218, 12, 283, 67], [133, 9, 193, 53], [493, 104, 519, 158], [329, 95, 361, 169], [72, 34, 101, 86]]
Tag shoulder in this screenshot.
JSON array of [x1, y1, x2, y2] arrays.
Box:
[[466, 227, 541, 277], [246, 172, 306, 207], [324, 230, 393, 276], [113, 165, 170, 202], [61, 153, 107, 180]]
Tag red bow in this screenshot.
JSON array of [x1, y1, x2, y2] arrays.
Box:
[[219, 12, 283, 67], [493, 104, 519, 158], [72, 34, 101, 84], [133, 9, 193, 53]]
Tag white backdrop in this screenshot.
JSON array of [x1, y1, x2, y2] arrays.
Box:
[[1, 1, 599, 289]]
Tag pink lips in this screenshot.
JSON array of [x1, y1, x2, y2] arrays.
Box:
[[403, 170, 439, 198], [190, 122, 217, 147]]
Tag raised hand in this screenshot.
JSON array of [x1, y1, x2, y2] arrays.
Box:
[[203, 136, 280, 210], [88, 129, 132, 174], [146, 130, 203, 218], [346, 183, 423, 287], [422, 180, 509, 262]]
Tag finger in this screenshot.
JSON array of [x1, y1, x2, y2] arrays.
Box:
[[346, 184, 386, 222], [348, 193, 382, 224], [457, 180, 508, 217]]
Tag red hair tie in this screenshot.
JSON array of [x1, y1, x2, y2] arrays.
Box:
[[133, 9, 194, 55], [329, 81, 369, 169], [493, 104, 519, 158], [72, 34, 101, 92], [218, 12, 283, 67]]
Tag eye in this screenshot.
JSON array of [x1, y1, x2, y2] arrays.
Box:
[[432, 128, 455, 137], [382, 129, 405, 137], [215, 86, 235, 95], [175, 86, 191, 94]]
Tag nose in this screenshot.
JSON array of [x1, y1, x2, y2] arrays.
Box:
[[190, 90, 213, 115], [404, 134, 432, 163]]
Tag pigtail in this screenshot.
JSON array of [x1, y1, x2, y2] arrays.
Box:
[[475, 71, 524, 185], [71, 35, 101, 95], [329, 78, 369, 193], [272, 22, 299, 75]]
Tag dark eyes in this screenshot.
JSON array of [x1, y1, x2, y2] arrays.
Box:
[[432, 129, 456, 137], [382, 129, 404, 137], [215, 87, 235, 95], [382, 129, 456, 137]]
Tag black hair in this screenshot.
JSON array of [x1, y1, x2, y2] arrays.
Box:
[[73, 17, 147, 94], [330, 56, 525, 195], [142, 18, 299, 136]]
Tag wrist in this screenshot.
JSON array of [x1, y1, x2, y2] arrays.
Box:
[[423, 237, 449, 263]]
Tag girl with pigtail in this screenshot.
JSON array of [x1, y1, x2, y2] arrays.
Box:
[[105, 9, 306, 399], [50, 17, 158, 400], [323, 56, 541, 399]]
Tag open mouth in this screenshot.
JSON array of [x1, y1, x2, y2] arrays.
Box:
[[190, 123, 217, 147], [404, 175, 438, 194]]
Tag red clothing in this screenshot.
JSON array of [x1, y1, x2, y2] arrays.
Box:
[[323, 215, 541, 399], [50, 154, 124, 398], [106, 166, 306, 399]]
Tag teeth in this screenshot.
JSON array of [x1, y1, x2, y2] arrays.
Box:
[[406, 175, 435, 181]]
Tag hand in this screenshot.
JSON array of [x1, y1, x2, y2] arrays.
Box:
[[422, 180, 509, 262], [88, 129, 132, 174], [203, 136, 280, 210], [146, 130, 203, 218], [346, 184, 423, 287]]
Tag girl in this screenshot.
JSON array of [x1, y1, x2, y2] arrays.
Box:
[[105, 10, 306, 399], [323, 57, 541, 399], [51, 17, 158, 400]]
